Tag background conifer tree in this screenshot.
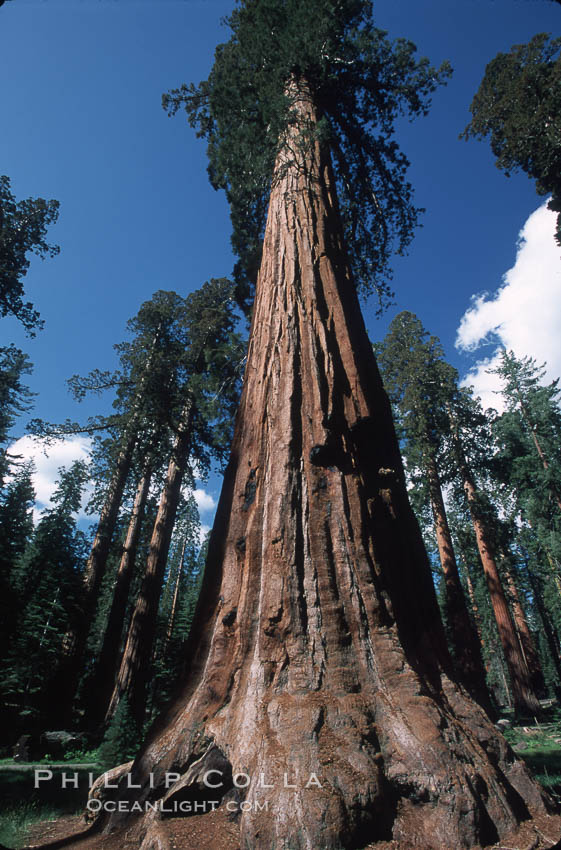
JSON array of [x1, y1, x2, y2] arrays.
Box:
[[0, 461, 89, 733], [0, 174, 59, 334], [376, 311, 493, 713], [461, 33, 561, 245]]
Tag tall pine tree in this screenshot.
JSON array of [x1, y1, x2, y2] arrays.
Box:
[[1, 461, 89, 733]]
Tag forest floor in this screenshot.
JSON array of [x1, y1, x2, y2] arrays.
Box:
[[23, 809, 244, 850]]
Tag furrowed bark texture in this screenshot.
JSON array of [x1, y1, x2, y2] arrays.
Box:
[[105, 83, 554, 850], [107, 401, 195, 727], [87, 462, 153, 731], [426, 452, 493, 715], [459, 462, 542, 717]]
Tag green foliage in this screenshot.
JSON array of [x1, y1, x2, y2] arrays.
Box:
[[0, 461, 35, 656], [0, 175, 60, 334], [375, 313, 560, 708], [0, 765, 93, 848], [58, 747, 99, 763], [0, 345, 34, 484], [502, 715, 561, 793], [148, 494, 203, 717], [0, 461, 35, 572], [30, 280, 245, 486], [374, 311, 494, 499], [163, 0, 451, 311], [0, 461, 90, 733], [491, 350, 561, 500], [97, 697, 140, 772], [375, 310, 457, 460], [491, 351, 561, 585], [0, 802, 62, 849], [461, 33, 561, 244]]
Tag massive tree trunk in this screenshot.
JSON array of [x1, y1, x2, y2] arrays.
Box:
[[86, 461, 153, 732], [456, 455, 542, 717], [100, 80, 556, 850], [425, 451, 493, 714], [106, 400, 195, 728]]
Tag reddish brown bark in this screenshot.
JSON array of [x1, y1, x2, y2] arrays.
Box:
[[101, 81, 555, 850], [87, 462, 153, 731], [83, 438, 136, 599], [502, 559, 546, 697], [106, 400, 195, 728], [425, 452, 493, 714], [459, 464, 541, 717]]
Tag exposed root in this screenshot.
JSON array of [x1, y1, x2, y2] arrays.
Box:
[[86, 762, 134, 827]]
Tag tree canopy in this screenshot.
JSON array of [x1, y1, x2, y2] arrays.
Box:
[[163, 0, 451, 311], [461, 33, 561, 244], [0, 175, 60, 334]]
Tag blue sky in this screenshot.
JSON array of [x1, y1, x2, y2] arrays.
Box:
[[2, 0, 560, 521]]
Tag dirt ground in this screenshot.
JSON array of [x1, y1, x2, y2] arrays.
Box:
[[23, 809, 561, 850], [24, 809, 242, 850]]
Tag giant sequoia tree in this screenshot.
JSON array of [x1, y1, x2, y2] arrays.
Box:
[[98, 3, 557, 849]]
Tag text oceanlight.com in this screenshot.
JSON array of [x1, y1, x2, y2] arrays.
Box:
[[86, 799, 270, 814]]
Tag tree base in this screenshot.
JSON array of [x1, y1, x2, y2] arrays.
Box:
[[72, 806, 561, 850], [89, 673, 559, 850]]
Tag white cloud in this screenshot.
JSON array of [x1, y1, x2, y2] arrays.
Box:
[[199, 523, 211, 547], [193, 488, 217, 514], [7, 435, 93, 522], [456, 203, 561, 410]]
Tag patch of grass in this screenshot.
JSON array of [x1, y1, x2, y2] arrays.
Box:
[[501, 714, 561, 795], [0, 801, 61, 849], [60, 748, 99, 764], [0, 751, 100, 767], [522, 746, 561, 791], [0, 767, 95, 849], [0, 766, 98, 813]]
